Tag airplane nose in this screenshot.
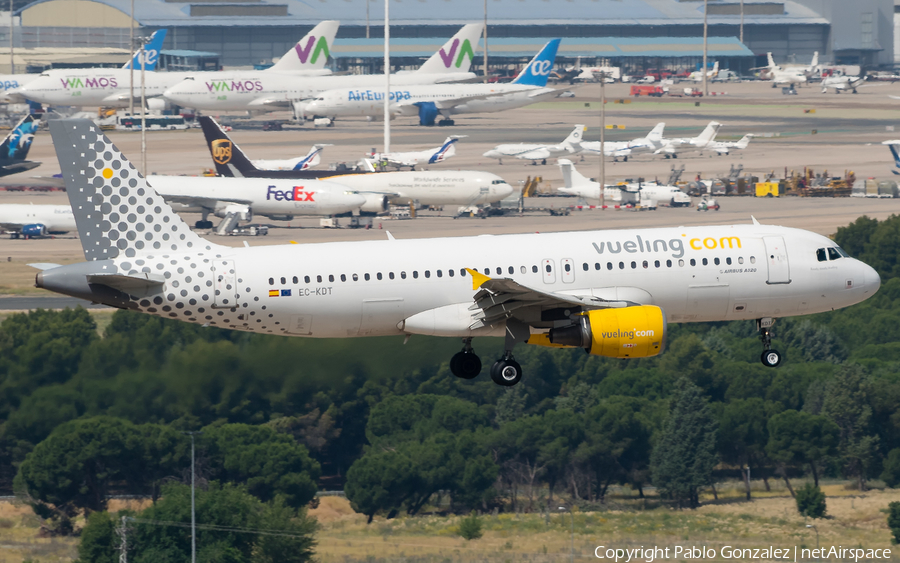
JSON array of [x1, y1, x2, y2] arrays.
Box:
[[863, 262, 881, 295]]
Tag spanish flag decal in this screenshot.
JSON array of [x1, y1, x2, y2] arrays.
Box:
[[268, 290, 279, 297]]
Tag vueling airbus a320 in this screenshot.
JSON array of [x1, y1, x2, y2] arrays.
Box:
[[37, 120, 880, 386]]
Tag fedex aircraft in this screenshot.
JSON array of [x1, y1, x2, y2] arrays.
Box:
[[38, 119, 880, 386], [370, 136, 464, 170], [15, 21, 339, 108], [0, 113, 42, 177], [556, 159, 692, 207], [252, 144, 331, 171], [162, 24, 484, 117], [0, 204, 75, 238], [483, 125, 584, 165], [303, 39, 563, 126]]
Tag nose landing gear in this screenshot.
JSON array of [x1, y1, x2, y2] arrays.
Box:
[[450, 338, 482, 379], [757, 318, 782, 367]]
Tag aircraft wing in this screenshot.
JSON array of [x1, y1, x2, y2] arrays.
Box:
[[0, 160, 41, 177], [515, 148, 552, 160], [161, 195, 253, 210], [246, 97, 293, 109], [465, 269, 646, 330], [398, 91, 508, 111]]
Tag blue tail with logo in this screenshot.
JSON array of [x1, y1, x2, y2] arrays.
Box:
[[511, 39, 561, 87], [122, 29, 167, 71], [0, 113, 39, 160], [887, 142, 900, 176]]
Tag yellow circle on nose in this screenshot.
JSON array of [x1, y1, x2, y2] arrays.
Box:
[[102, 168, 113, 179]]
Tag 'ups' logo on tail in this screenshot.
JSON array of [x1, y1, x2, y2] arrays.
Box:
[[212, 139, 232, 165]]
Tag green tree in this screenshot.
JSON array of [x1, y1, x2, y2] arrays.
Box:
[[881, 449, 900, 488], [821, 365, 879, 490], [457, 511, 483, 541], [203, 424, 320, 508], [766, 410, 839, 491], [795, 482, 826, 518], [650, 378, 718, 508], [75, 510, 118, 563], [716, 398, 771, 499], [888, 502, 900, 544]]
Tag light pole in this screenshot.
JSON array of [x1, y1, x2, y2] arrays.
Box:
[[599, 71, 606, 208], [482, 0, 488, 83], [702, 0, 709, 97], [383, 0, 390, 153], [558, 505, 574, 563], [140, 40, 146, 176], [129, 0, 135, 117], [182, 431, 202, 563], [9, 0, 14, 74]]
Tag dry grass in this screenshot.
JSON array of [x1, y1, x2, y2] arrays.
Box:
[[1, 481, 898, 563]]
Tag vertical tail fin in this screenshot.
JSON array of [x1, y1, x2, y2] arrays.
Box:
[[711, 61, 719, 76], [416, 23, 484, 75], [696, 121, 721, 145], [736, 135, 752, 150], [49, 119, 221, 261], [294, 144, 328, 170], [269, 21, 340, 73], [122, 29, 167, 71], [646, 122, 666, 142], [562, 124, 585, 148], [428, 136, 461, 164], [0, 113, 39, 160], [198, 116, 259, 177], [884, 142, 900, 172], [511, 39, 561, 87], [557, 158, 592, 189], [767, 52, 776, 69]]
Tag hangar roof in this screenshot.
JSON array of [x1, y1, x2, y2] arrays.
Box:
[[334, 36, 756, 59], [19, 0, 829, 28]]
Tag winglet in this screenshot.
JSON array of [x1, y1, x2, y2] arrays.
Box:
[[466, 268, 490, 290], [751, 215, 760, 225], [386, 231, 395, 241]]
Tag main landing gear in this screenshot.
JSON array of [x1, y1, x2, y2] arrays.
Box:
[[449, 320, 530, 386], [757, 318, 782, 367]]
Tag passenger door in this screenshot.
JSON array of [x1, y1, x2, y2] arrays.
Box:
[[763, 236, 791, 284]]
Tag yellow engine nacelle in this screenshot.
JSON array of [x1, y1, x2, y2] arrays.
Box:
[[533, 305, 667, 359]]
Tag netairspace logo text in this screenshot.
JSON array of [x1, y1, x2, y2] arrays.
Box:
[[594, 545, 892, 562]]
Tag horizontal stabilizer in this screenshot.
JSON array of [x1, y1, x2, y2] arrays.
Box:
[[86, 272, 165, 297], [27, 262, 61, 271]]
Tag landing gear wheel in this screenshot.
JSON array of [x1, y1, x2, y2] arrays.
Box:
[[438, 119, 455, 126], [761, 350, 782, 367], [450, 351, 482, 379], [490, 358, 522, 386]]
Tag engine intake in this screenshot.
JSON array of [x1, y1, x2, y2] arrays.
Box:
[[545, 305, 666, 359], [21, 224, 47, 237]]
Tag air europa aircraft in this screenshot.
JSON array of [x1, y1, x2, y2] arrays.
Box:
[[40, 120, 880, 386]]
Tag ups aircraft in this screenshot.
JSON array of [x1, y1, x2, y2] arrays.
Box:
[[35, 120, 880, 386]]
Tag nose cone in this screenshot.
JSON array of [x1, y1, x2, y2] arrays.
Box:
[[497, 182, 514, 198], [864, 262, 881, 295]]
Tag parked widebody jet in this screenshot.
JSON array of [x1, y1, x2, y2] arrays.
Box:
[[556, 159, 691, 207], [302, 39, 563, 126], [198, 115, 512, 212], [163, 24, 485, 117], [483, 125, 584, 165], [40, 119, 880, 387], [0, 113, 43, 177], [370, 136, 464, 170], [0, 204, 76, 238], [15, 22, 339, 108]]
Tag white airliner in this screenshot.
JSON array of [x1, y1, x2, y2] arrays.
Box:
[[15, 21, 340, 108], [556, 159, 692, 207], [654, 122, 721, 158], [370, 136, 464, 170], [143, 176, 366, 231], [0, 204, 76, 238], [163, 24, 484, 118], [483, 125, 584, 165], [687, 61, 719, 82], [41, 120, 880, 386], [821, 74, 866, 94], [579, 123, 666, 162], [302, 39, 562, 126], [708, 134, 752, 155], [252, 144, 330, 171]]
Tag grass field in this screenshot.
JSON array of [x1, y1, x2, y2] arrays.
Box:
[[1, 480, 897, 563]]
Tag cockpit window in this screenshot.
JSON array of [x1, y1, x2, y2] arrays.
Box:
[[828, 247, 842, 261], [836, 246, 850, 258], [491, 179, 506, 185], [816, 248, 827, 262]]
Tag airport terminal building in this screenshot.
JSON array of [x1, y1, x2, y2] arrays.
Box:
[[8, 0, 895, 71]]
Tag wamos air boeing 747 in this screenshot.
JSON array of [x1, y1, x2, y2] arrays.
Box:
[[39, 120, 879, 386]]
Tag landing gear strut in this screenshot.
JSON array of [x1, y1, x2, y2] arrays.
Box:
[[757, 318, 782, 367], [450, 338, 482, 379]]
